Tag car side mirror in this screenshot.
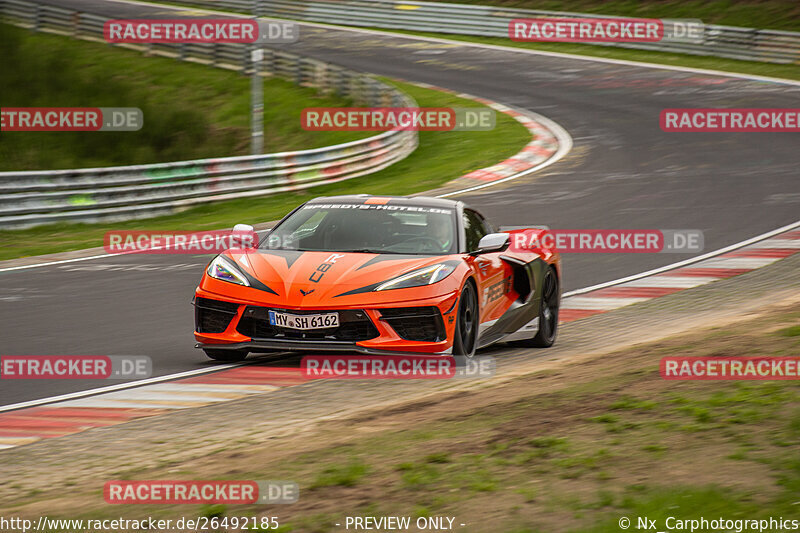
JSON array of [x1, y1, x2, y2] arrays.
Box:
[[233, 223, 254, 233], [231, 223, 256, 249], [473, 233, 510, 254]]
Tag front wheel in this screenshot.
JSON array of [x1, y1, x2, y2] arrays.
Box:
[[452, 281, 478, 357], [203, 348, 248, 362]]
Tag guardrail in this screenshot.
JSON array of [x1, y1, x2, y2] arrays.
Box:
[[185, 0, 800, 64], [0, 0, 418, 228]]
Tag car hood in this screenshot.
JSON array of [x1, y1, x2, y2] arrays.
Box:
[[225, 249, 459, 306]]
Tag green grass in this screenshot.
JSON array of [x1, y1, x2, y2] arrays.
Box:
[[310, 460, 370, 489], [0, 23, 369, 170], [0, 80, 530, 260], [777, 325, 800, 337]]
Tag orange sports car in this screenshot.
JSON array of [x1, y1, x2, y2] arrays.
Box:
[[193, 195, 561, 360]]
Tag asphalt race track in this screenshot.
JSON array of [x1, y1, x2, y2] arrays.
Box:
[[1, 0, 798, 406]]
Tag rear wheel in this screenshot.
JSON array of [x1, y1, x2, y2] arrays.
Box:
[[452, 281, 478, 357], [203, 348, 248, 362], [513, 267, 559, 348]]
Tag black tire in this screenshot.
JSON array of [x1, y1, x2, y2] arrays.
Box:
[[452, 281, 478, 357], [203, 348, 248, 362], [514, 267, 560, 348]]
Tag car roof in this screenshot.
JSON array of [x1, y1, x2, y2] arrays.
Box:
[[306, 195, 462, 210]]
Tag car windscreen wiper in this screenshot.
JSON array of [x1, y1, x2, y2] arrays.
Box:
[[257, 247, 315, 251], [342, 248, 401, 254]]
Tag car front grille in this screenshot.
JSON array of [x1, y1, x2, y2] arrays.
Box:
[[195, 297, 239, 334], [379, 307, 445, 342], [236, 307, 379, 342]]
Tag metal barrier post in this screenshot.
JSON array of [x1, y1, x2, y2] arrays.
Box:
[[251, 46, 264, 155], [33, 2, 40, 32]]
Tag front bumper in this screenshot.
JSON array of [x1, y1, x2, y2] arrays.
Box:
[[194, 339, 452, 356], [193, 288, 459, 355]]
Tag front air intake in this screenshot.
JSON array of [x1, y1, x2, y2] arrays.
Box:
[[379, 307, 445, 342], [195, 297, 239, 333]]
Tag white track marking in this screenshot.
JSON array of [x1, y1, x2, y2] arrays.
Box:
[[561, 296, 651, 310], [0, 438, 39, 446], [749, 239, 800, 249], [30, 376, 282, 412], [53, 398, 203, 409], [0, 252, 125, 273], [0, 364, 238, 413], [562, 220, 800, 297], [0, 230, 272, 273], [690, 257, 781, 269], [145, 383, 277, 393], [621, 276, 721, 288], [85, 390, 233, 402]]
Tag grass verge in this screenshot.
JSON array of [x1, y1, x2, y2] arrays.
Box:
[[0, 80, 531, 261], [5, 295, 799, 532], [0, 24, 371, 170]]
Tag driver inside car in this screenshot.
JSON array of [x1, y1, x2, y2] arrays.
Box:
[[428, 212, 455, 253]]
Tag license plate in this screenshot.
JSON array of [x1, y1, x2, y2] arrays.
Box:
[[268, 310, 339, 330]]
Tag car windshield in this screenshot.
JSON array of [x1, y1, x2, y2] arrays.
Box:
[[262, 203, 458, 255]]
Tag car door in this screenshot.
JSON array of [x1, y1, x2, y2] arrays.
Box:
[[462, 209, 514, 327]]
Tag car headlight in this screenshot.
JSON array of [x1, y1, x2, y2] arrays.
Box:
[[375, 263, 456, 291], [207, 255, 250, 286]]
